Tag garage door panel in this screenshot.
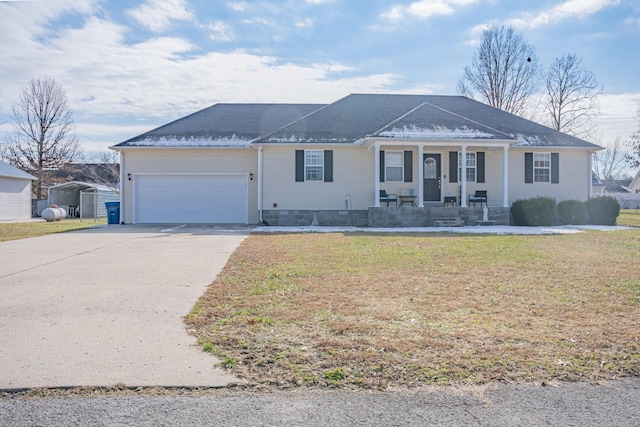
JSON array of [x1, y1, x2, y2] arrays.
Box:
[[135, 174, 248, 224]]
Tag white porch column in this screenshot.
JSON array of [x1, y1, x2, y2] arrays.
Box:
[[460, 145, 467, 207], [503, 145, 509, 207], [374, 144, 381, 207], [418, 144, 424, 207], [258, 146, 263, 223]]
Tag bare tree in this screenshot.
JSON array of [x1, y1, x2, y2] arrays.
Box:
[[80, 150, 121, 194], [1, 78, 81, 199], [457, 25, 540, 116], [625, 103, 640, 169], [594, 137, 628, 189], [545, 53, 602, 139]]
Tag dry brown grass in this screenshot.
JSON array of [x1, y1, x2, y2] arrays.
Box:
[[0, 218, 106, 242], [186, 230, 640, 389]]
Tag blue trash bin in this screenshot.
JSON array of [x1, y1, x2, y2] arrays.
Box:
[[105, 202, 120, 224]]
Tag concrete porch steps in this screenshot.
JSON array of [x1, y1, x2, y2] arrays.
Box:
[[434, 218, 465, 227]]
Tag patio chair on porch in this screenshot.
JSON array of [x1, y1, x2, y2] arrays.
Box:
[[380, 190, 398, 207], [468, 190, 487, 207]]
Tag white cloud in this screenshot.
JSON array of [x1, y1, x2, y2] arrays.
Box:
[[382, 0, 477, 21], [625, 16, 640, 27], [506, 0, 621, 29], [0, 4, 399, 149], [227, 1, 248, 12], [208, 20, 235, 42], [595, 93, 640, 143], [295, 18, 314, 28], [126, 0, 193, 33]]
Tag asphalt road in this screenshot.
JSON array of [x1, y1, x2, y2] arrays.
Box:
[[2, 380, 639, 426]]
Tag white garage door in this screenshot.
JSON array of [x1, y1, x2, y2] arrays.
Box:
[[134, 174, 248, 224]]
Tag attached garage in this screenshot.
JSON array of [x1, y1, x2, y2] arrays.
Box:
[[134, 173, 249, 224]]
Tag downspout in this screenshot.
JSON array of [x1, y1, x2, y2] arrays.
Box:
[[258, 146, 263, 223]]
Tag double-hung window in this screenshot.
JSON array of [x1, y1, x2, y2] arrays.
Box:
[[458, 152, 476, 182], [304, 150, 324, 182], [385, 151, 403, 182], [533, 153, 551, 183]]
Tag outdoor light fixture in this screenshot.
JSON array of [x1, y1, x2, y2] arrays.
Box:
[[249, 172, 254, 181], [127, 173, 131, 181]]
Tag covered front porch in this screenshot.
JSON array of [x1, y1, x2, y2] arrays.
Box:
[[366, 139, 513, 209]]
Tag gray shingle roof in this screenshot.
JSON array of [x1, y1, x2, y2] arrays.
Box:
[[115, 94, 601, 149], [114, 103, 325, 147], [256, 94, 601, 148], [0, 161, 36, 180]]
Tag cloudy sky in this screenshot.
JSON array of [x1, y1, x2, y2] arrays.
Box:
[[0, 0, 639, 163]]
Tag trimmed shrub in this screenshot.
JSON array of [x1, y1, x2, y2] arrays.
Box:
[[510, 199, 527, 226], [524, 197, 557, 226], [557, 200, 587, 225], [511, 197, 557, 226], [585, 196, 620, 225]]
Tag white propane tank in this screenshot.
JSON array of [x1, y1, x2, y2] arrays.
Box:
[[42, 207, 61, 222], [42, 205, 67, 222]]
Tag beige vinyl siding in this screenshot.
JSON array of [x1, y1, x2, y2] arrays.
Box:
[[508, 148, 592, 205], [381, 147, 420, 199], [0, 177, 33, 221], [120, 148, 258, 224], [263, 146, 374, 210]]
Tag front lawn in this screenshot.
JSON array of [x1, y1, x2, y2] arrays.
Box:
[[186, 230, 640, 389], [619, 209, 640, 227], [0, 218, 106, 242]]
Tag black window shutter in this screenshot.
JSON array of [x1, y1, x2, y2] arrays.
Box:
[[379, 150, 385, 182], [324, 150, 333, 182], [524, 152, 533, 183], [404, 151, 413, 182], [449, 151, 458, 183], [477, 152, 485, 183], [295, 150, 304, 182], [551, 153, 559, 184]]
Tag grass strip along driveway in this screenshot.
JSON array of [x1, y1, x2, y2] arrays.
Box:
[[186, 228, 640, 389], [0, 219, 105, 242]]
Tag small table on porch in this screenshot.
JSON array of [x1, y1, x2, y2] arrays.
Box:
[[399, 195, 417, 207]]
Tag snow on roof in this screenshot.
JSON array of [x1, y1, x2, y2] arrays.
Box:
[[123, 135, 252, 148], [378, 125, 496, 139]]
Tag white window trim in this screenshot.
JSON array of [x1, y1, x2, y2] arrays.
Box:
[[385, 150, 404, 182], [458, 151, 476, 183], [305, 150, 324, 182], [533, 152, 551, 183]]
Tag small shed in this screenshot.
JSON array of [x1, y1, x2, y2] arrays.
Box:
[[0, 161, 36, 221], [48, 181, 119, 219]]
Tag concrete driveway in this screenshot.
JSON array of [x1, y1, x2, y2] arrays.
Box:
[[0, 224, 251, 390]]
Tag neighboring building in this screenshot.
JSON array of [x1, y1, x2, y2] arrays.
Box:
[[111, 94, 603, 227], [48, 181, 120, 219], [0, 161, 36, 221], [630, 170, 640, 193]]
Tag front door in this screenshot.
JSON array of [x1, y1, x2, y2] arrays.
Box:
[[423, 154, 441, 202]]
